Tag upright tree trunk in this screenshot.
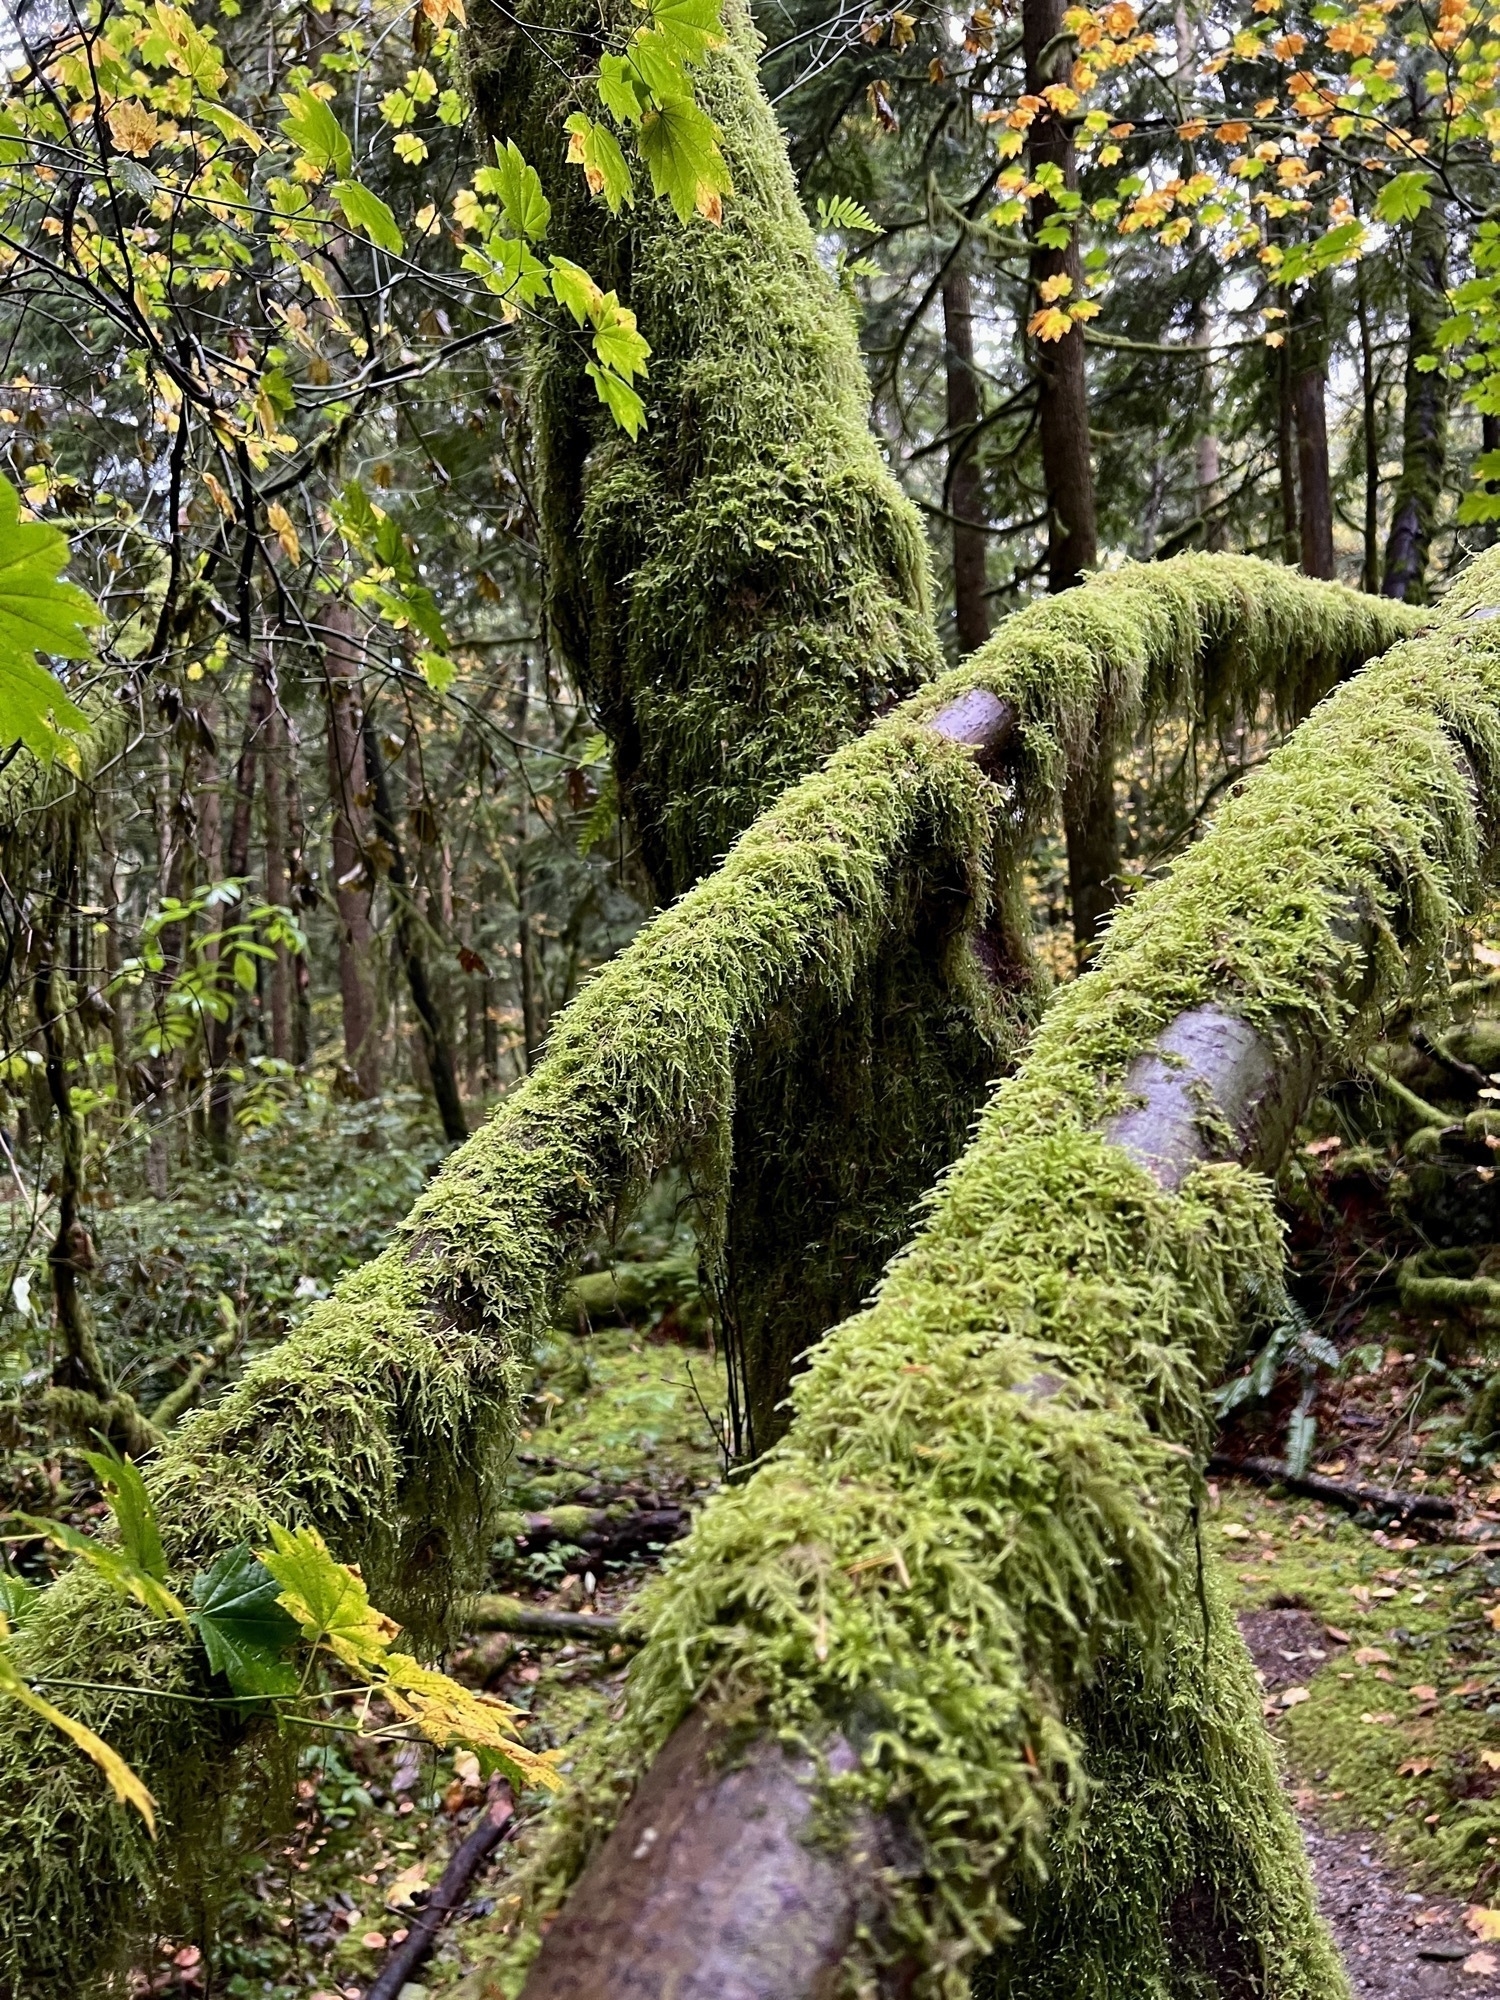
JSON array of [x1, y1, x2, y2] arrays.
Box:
[[283, 718, 315, 1068], [205, 668, 270, 1161], [942, 257, 991, 656], [1274, 325, 1299, 566], [323, 602, 381, 1098], [95, 796, 132, 1122], [1292, 278, 1335, 579], [1383, 188, 1449, 603], [1024, 0, 1114, 955], [261, 689, 294, 1065], [362, 719, 468, 1145], [1357, 254, 1381, 592], [1193, 299, 1223, 551], [512, 657, 545, 1071]]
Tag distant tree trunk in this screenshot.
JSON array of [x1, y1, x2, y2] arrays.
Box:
[[1383, 188, 1449, 603], [262, 689, 293, 1065], [942, 258, 990, 656], [1292, 278, 1335, 579], [1193, 300, 1223, 551], [95, 796, 132, 1122], [1356, 253, 1381, 592], [283, 717, 315, 1068], [513, 657, 544, 1070], [1025, 0, 1113, 956], [323, 602, 381, 1098], [206, 669, 269, 1161], [361, 718, 467, 1145], [1274, 327, 1299, 567]]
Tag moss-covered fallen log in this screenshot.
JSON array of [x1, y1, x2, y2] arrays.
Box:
[[0, 556, 1414, 1997], [493, 556, 1500, 1999]]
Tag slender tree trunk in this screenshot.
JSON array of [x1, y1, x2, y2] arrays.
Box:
[[95, 796, 132, 1123], [35, 891, 108, 1403], [1357, 254, 1381, 592], [1383, 189, 1449, 603], [1292, 278, 1335, 579], [1275, 327, 1299, 567], [1024, 0, 1113, 955], [362, 718, 467, 1145], [323, 602, 381, 1098], [1194, 300, 1223, 551], [206, 668, 270, 1160], [283, 715, 314, 1068], [262, 688, 293, 1065], [942, 258, 990, 656], [513, 657, 544, 1070]]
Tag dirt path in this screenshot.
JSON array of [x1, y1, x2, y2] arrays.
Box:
[[1241, 1606, 1500, 1997]]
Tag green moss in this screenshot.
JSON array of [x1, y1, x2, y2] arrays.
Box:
[[0, 555, 1429, 1995], [474, 553, 1500, 1996]]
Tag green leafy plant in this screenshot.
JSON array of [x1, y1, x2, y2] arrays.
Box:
[[0, 474, 94, 761]]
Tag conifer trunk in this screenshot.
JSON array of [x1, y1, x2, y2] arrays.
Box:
[[943, 258, 991, 656], [1022, 0, 1117, 955], [262, 691, 293, 1065], [323, 603, 381, 1098], [362, 718, 468, 1144], [1383, 188, 1449, 603], [1292, 277, 1335, 579], [206, 666, 270, 1161]]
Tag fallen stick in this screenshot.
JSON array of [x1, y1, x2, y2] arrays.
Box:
[[1207, 1452, 1456, 1521], [468, 1594, 625, 1641], [363, 1782, 515, 2000]]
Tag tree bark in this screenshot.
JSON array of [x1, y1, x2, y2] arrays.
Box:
[[1292, 278, 1335, 579], [361, 717, 468, 1145], [1275, 323, 1299, 567], [1356, 252, 1381, 593], [1024, 0, 1114, 955], [206, 666, 270, 1161], [942, 257, 991, 656], [322, 602, 381, 1098], [261, 688, 293, 1066], [1383, 187, 1449, 604]]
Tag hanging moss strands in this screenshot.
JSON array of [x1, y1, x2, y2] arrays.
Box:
[[489, 555, 1500, 2000], [0, 555, 1424, 1995]]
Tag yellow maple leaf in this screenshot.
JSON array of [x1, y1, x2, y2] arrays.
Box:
[[0, 1649, 156, 1832], [106, 101, 160, 158], [259, 1523, 398, 1672], [1466, 1908, 1500, 1942], [381, 1654, 563, 1792], [266, 501, 301, 567], [1028, 305, 1074, 342]]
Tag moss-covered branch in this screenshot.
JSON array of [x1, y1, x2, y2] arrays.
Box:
[[0, 556, 1419, 1995], [495, 555, 1500, 1999]]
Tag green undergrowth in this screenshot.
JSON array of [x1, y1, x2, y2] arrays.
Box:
[[472, 553, 1500, 1997], [0, 556, 1435, 1995], [1216, 1484, 1500, 1899]]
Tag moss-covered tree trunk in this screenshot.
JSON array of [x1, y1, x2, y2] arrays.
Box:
[[466, 1, 1022, 1452]]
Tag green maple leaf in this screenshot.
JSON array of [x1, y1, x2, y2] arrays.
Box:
[[0, 475, 94, 762], [190, 1545, 301, 1697]]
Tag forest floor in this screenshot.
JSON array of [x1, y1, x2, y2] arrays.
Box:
[[115, 1297, 1500, 2000]]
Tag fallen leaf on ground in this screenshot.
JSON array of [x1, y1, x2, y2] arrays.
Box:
[[1325, 1625, 1351, 1643], [1399, 1758, 1436, 1776], [1355, 1647, 1392, 1666], [1409, 1684, 1438, 1701], [1280, 1686, 1311, 1708], [1221, 1523, 1251, 1539], [1360, 1711, 1397, 1725], [1480, 1749, 1500, 1770], [1464, 1953, 1498, 1976], [1465, 1908, 1500, 1942]]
